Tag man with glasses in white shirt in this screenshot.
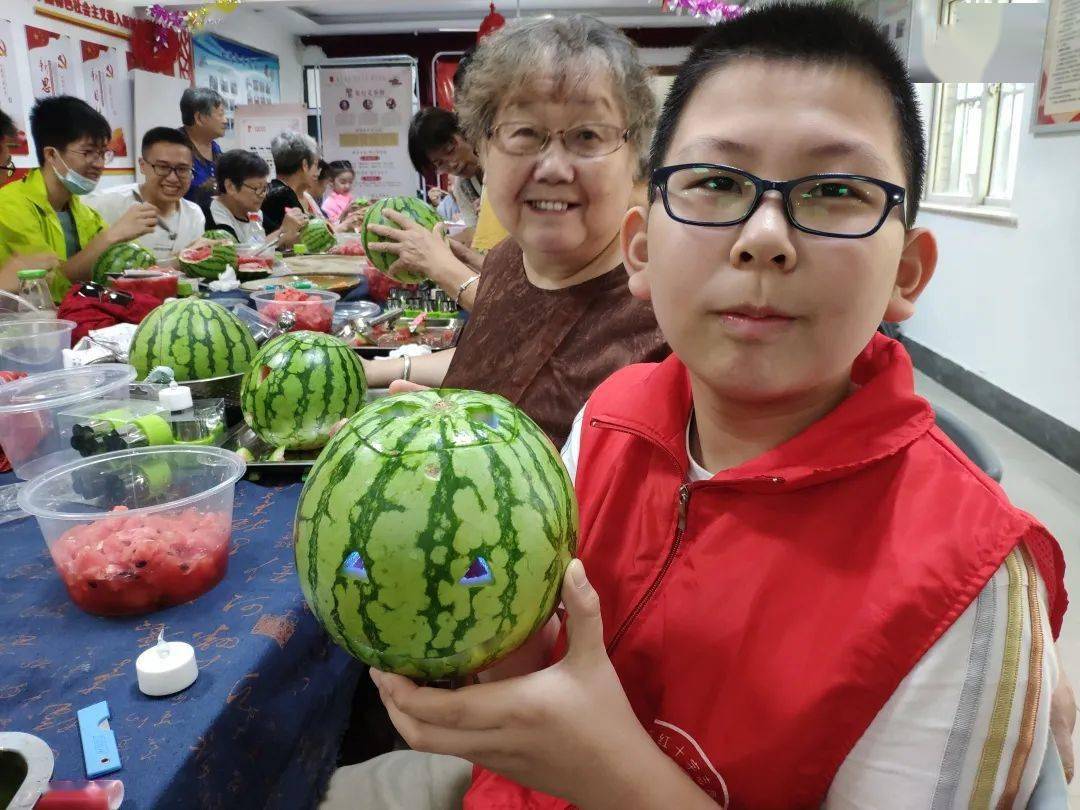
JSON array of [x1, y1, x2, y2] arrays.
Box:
[[87, 127, 206, 263]]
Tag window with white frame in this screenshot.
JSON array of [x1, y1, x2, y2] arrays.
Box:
[[925, 82, 1025, 208]]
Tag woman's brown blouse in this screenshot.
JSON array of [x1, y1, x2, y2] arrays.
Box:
[[442, 239, 669, 447]]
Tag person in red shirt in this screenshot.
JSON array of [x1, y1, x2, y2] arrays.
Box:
[[324, 5, 1075, 809]]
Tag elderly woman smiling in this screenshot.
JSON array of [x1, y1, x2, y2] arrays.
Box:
[[364, 16, 668, 446]]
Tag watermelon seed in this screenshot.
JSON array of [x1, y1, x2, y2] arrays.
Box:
[[459, 557, 493, 587], [341, 551, 369, 581]]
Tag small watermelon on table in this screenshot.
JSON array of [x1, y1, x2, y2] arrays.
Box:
[[297, 219, 336, 254], [178, 243, 238, 280], [361, 196, 441, 284], [294, 389, 577, 680], [129, 298, 258, 381], [202, 229, 238, 243], [241, 331, 366, 451], [92, 242, 154, 283]]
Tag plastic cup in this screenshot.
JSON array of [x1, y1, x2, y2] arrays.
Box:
[[18, 445, 246, 617], [250, 289, 339, 333], [0, 364, 136, 480], [0, 319, 75, 374]]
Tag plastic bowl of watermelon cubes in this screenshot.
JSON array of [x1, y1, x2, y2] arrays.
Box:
[[250, 287, 339, 333], [18, 445, 247, 617]]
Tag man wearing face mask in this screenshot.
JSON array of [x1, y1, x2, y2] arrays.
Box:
[[0, 96, 156, 302]]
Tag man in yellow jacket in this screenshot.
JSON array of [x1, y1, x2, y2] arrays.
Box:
[[0, 96, 155, 301]]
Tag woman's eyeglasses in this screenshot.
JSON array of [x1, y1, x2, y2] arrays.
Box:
[[487, 122, 630, 159], [242, 182, 270, 197]]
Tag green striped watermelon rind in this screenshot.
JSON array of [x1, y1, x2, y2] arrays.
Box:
[[202, 229, 238, 243], [178, 243, 238, 280], [92, 242, 154, 283], [294, 389, 578, 680], [299, 219, 336, 254], [240, 331, 368, 451], [129, 298, 258, 382], [361, 196, 442, 285]]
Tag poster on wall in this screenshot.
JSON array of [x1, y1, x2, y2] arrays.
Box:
[[0, 19, 29, 155], [193, 33, 280, 142], [235, 103, 307, 177], [25, 25, 76, 99], [1033, 0, 1080, 133], [80, 41, 133, 167], [319, 65, 418, 198]]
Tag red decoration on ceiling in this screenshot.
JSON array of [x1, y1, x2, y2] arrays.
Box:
[[477, 3, 505, 42], [130, 19, 179, 76]]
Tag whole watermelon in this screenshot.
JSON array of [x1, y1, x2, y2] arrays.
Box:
[[294, 389, 577, 680], [92, 242, 154, 283], [240, 331, 366, 451], [361, 196, 441, 283], [298, 219, 335, 254], [129, 298, 258, 381], [178, 242, 238, 280], [202, 229, 237, 243]]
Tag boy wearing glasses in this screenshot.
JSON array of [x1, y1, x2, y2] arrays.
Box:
[[86, 127, 205, 263], [0, 96, 156, 301], [365, 6, 1070, 809]]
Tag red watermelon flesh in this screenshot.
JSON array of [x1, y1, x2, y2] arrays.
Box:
[[49, 506, 231, 616], [262, 288, 333, 332]]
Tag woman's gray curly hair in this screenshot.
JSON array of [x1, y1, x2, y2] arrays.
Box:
[[456, 15, 657, 178]]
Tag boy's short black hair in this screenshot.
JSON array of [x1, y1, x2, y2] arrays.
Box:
[[141, 126, 193, 156], [408, 108, 461, 173], [216, 148, 269, 194], [29, 95, 111, 165], [180, 87, 225, 127], [650, 3, 926, 225], [0, 108, 16, 140]]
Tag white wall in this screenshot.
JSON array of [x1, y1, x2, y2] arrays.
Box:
[[905, 84, 1080, 431]]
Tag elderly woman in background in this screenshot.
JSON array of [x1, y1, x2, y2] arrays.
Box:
[[262, 132, 363, 236], [204, 149, 305, 248], [361, 15, 667, 448]]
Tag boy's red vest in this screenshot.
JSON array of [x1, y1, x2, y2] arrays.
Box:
[[465, 334, 1066, 809]]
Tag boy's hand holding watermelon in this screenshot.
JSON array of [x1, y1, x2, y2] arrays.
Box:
[[370, 559, 715, 809]]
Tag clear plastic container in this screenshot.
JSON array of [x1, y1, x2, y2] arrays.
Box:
[[0, 364, 136, 479], [0, 289, 44, 322], [0, 318, 76, 374], [250, 288, 339, 333], [18, 445, 246, 617]]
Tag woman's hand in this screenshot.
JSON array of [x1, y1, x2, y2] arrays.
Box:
[[337, 208, 364, 233], [280, 208, 308, 244], [366, 209, 457, 285]]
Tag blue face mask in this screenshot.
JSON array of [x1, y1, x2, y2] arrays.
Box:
[[52, 154, 99, 195]]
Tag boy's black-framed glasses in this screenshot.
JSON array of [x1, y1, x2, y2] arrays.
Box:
[[651, 163, 907, 239]]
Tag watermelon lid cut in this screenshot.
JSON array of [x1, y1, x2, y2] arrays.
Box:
[[352, 390, 524, 456]]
